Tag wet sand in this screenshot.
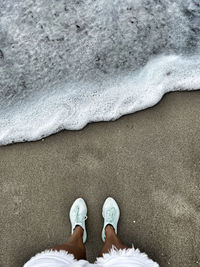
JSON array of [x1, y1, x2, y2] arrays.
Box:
[[0, 91, 200, 267]]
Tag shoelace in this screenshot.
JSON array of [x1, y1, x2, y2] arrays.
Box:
[[105, 207, 115, 223], [73, 206, 87, 224]]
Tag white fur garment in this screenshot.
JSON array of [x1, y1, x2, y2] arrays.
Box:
[[24, 247, 159, 267]]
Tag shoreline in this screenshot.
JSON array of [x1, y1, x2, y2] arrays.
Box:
[[0, 91, 200, 267]]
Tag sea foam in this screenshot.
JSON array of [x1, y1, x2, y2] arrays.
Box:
[[0, 0, 200, 145]]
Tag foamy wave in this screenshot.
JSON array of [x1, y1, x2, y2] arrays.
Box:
[[0, 55, 200, 145], [0, 0, 200, 145]]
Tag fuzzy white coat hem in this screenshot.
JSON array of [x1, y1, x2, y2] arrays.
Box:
[[24, 246, 159, 267]]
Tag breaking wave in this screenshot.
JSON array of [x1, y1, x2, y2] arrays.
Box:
[[0, 0, 200, 145]]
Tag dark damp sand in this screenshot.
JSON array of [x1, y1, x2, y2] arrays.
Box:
[[0, 91, 200, 267]]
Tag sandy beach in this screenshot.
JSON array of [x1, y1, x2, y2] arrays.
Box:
[[0, 91, 200, 267]]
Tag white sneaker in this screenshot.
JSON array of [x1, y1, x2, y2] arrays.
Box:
[[102, 197, 120, 242], [69, 198, 87, 243]]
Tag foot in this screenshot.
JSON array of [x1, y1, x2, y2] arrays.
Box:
[[69, 198, 87, 243], [102, 197, 120, 242]]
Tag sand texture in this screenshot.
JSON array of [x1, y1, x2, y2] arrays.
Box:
[[0, 92, 200, 267]]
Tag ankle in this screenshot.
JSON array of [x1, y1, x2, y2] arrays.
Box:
[[73, 225, 84, 236], [105, 224, 115, 238]]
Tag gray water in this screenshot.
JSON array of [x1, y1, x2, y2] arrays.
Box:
[[0, 0, 200, 145]]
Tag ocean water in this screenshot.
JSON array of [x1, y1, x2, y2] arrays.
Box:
[[0, 0, 200, 145]]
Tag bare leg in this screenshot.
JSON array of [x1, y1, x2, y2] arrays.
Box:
[[52, 226, 86, 260], [98, 225, 129, 257]]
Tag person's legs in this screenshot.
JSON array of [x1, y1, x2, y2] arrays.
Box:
[[98, 197, 129, 257], [98, 224, 129, 257], [53, 198, 88, 261], [52, 225, 86, 260]]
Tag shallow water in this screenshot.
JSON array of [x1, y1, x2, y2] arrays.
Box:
[[0, 0, 200, 145]]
